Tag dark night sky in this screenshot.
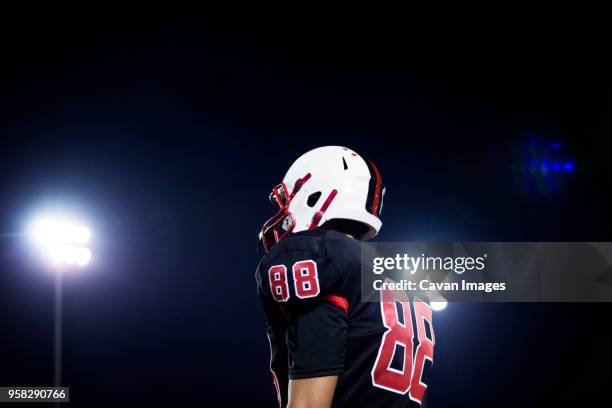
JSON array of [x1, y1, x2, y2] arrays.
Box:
[[1, 14, 611, 407]]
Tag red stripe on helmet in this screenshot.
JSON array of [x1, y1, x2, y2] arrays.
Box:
[[289, 173, 311, 199], [369, 160, 382, 216], [308, 189, 338, 230]]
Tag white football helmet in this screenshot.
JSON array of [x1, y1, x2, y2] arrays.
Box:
[[260, 146, 385, 252]]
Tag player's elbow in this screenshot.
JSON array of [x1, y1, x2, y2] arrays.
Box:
[[287, 396, 333, 408], [287, 376, 338, 408]]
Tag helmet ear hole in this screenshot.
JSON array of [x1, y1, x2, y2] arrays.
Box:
[[307, 191, 322, 207]]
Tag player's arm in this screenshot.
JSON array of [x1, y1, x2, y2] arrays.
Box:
[[258, 285, 290, 407], [284, 298, 347, 407], [287, 375, 338, 408], [259, 247, 350, 407]]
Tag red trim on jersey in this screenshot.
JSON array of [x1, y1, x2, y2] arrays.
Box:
[[308, 189, 338, 230], [325, 294, 349, 314], [369, 160, 382, 216]]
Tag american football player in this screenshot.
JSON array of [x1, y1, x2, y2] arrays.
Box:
[[256, 146, 435, 407]]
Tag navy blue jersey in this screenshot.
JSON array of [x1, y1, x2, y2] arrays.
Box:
[[256, 230, 435, 407]]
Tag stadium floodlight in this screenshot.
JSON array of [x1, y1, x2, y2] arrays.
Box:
[[27, 217, 92, 267], [429, 290, 448, 311], [49, 245, 92, 266], [24, 212, 93, 389], [430, 300, 448, 311]]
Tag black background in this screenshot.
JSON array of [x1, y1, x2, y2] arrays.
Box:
[[1, 13, 611, 407]]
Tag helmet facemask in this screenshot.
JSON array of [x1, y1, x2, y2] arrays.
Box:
[[260, 174, 311, 253]]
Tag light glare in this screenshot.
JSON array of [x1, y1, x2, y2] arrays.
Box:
[[430, 300, 448, 311], [76, 247, 92, 266], [28, 216, 92, 268], [74, 226, 91, 244]]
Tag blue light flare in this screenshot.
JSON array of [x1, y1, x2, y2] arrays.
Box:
[[514, 136, 576, 198]]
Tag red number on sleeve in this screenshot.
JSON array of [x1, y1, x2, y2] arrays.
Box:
[[292, 260, 320, 299], [268, 265, 289, 302]]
